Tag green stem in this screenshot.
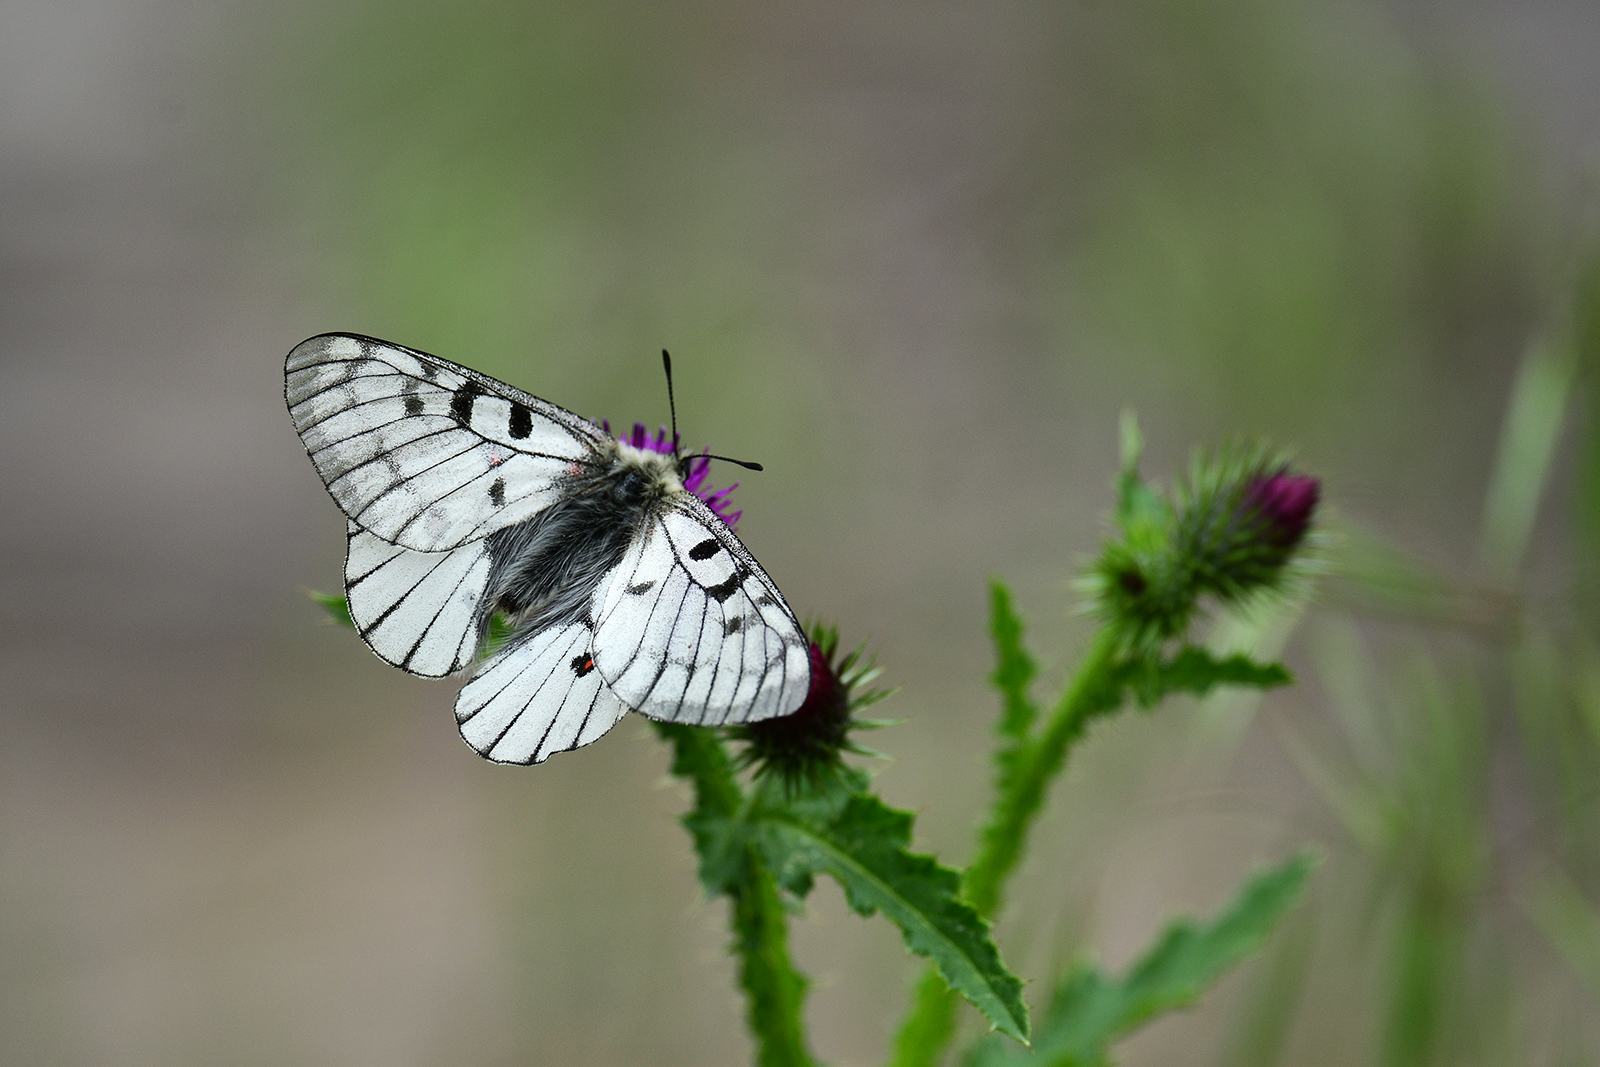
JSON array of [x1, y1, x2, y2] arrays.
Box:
[[966, 629, 1123, 916], [733, 845, 820, 1067], [888, 968, 961, 1067], [887, 629, 1126, 1067], [655, 723, 818, 1067], [657, 721, 742, 820]]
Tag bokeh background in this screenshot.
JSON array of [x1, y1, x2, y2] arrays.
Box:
[[5, 0, 1600, 1063]]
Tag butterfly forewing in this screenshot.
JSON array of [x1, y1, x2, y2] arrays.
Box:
[[591, 499, 810, 726], [343, 522, 489, 678], [286, 334, 609, 552], [456, 622, 630, 764]]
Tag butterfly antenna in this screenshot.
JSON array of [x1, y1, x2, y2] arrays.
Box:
[[703, 453, 764, 471], [661, 350, 680, 456], [661, 349, 765, 472]]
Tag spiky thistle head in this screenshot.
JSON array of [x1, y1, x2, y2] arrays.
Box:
[[1173, 447, 1320, 601], [1084, 440, 1321, 650], [732, 623, 893, 790]]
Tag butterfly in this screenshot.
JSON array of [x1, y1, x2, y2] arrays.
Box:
[[285, 333, 812, 764]]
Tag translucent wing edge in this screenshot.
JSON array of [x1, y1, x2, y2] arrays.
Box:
[[286, 333, 610, 448]]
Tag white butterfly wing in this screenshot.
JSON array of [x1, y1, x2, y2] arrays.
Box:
[[591, 498, 811, 726], [286, 333, 611, 552], [343, 521, 489, 678], [455, 622, 630, 764]]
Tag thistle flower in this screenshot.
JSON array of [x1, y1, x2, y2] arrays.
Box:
[[1178, 461, 1320, 603], [1241, 472, 1320, 553], [1086, 445, 1321, 649], [604, 420, 743, 527], [734, 624, 892, 789]]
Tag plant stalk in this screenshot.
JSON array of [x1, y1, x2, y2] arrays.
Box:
[[733, 845, 819, 1067], [656, 723, 818, 1067], [888, 628, 1125, 1067]]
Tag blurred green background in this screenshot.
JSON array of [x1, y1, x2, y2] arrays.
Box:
[[4, 0, 1598, 1063]]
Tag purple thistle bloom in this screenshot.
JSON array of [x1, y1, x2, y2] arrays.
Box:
[[1186, 463, 1320, 595], [601, 420, 743, 529], [1240, 471, 1319, 554]]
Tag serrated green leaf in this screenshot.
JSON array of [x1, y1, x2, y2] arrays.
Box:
[[682, 809, 749, 897], [308, 590, 354, 629], [750, 775, 858, 900], [753, 793, 1029, 1043], [1119, 647, 1293, 709], [1100, 853, 1313, 1030], [657, 722, 740, 812], [964, 853, 1314, 1067]]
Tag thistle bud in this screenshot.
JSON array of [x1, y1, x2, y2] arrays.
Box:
[[1242, 471, 1319, 556], [1181, 465, 1320, 601], [1085, 446, 1320, 649], [734, 625, 889, 788]]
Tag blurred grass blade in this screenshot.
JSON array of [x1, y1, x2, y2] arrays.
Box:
[[1274, 715, 1394, 855], [1322, 522, 1515, 636], [1186, 595, 1310, 759], [1523, 871, 1600, 997], [1478, 336, 1575, 585]]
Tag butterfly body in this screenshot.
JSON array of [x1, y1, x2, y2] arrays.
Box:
[[287, 333, 810, 764], [478, 439, 683, 638]]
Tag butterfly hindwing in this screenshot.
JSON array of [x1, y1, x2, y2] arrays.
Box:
[[286, 333, 611, 552], [455, 621, 630, 764], [591, 496, 811, 726], [343, 521, 489, 678]]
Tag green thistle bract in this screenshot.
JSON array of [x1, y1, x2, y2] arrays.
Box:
[[1177, 453, 1319, 602]]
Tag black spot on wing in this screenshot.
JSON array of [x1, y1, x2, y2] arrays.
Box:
[[706, 564, 750, 604], [625, 579, 656, 595], [450, 381, 483, 425], [570, 653, 596, 677], [489, 477, 506, 506], [723, 615, 745, 635], [754, 593, 776, 607], [418, 360, 439, 380], [404, 395, 424, 417], [688, 538, 721, 561], [509, 402, 533, 439]]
